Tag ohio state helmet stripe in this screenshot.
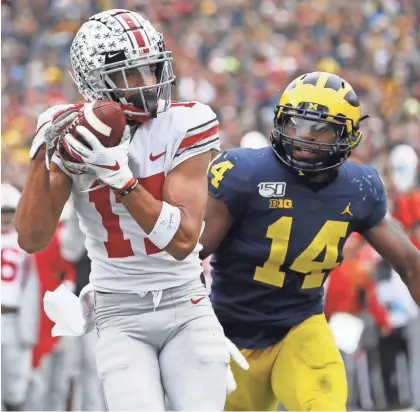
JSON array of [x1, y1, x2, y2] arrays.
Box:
[[119, 13, 146, 48], [112, 14, 135, 49]]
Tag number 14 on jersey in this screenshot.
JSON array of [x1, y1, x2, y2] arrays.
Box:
[[255, 217, 349, 289]]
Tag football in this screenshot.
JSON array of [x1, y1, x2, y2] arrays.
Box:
[[59, 100, 126, 164]]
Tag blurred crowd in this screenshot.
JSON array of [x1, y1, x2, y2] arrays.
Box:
[[2, 0, 420, 410], [2, 0, 420, 188]]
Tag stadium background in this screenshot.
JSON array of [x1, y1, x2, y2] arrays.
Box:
[[2, 0, 420, 410]]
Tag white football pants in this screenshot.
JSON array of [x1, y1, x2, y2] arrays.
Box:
[[94, 277, 229, 411]]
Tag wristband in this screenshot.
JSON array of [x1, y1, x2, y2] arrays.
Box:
[[147, 201, 181, 249], [114, 178, 138, 198]]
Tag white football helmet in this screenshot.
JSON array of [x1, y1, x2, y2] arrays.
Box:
[[1, 183, 21, 211], [1, 183, 21, 229], [70, 9, 176, 121], [240, 131, 269, 149], [389, 144, 419, 193]]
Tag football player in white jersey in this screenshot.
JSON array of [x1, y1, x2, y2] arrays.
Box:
[[1, 184, 37, 411], [15, 9, 246, 411]]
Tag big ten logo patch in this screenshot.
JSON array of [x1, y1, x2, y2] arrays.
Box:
[[258, 182, 293, 209], [269, 199, 293, 209]]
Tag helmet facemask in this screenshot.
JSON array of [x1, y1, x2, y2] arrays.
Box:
[[85, 48, 175, 122], [271, 103, 356, 173]]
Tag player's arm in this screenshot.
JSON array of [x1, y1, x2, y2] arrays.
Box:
[[200, 150, 245, 260], [16, 146, 72, 253], [200, 196, 233, 260], [364, 216, 420, 305], [119, 152, 210, 260], [16, 105, 79, 253]]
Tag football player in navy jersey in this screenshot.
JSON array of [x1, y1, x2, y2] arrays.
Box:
[[200, 71, 420, 411]]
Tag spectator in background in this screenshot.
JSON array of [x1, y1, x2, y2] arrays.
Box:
[[25, 206, 77, 412], [389, 144, 420, 248], [325, 234, 390, 410], [1, 184, 38, 412], [2, 0, 420, 176], [387, 144, 420, 410], [239, 130, 270, 149], [376, 267, 419, 409], [325, 234, 389, 334], [25, 202, 105, 411]]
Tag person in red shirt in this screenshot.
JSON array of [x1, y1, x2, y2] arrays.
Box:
[[389, 144, 420, 249], [325, 233, 391, 409], [25, 222, 76, 411], [388, 144, 420, 409], [325, 233, 391, 334], [31, 225, 76, 370], [393, 192, 420, 250]]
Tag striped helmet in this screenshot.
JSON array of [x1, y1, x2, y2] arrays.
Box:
[[70, 9, 176, 121], [271, 72, 367, 173]]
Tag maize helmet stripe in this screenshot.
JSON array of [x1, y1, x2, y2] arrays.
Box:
[[276, 72, 361, 134]]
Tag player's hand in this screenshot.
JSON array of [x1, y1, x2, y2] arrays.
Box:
[[226, 337, 249, 395], [62, 125, 134, 191], [30, 108, 79, 170]]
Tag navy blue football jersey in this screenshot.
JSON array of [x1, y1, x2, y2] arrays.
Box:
[[208, 147, 387, 349]]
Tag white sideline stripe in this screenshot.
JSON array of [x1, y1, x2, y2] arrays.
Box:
[[84, 103, 112, 137]]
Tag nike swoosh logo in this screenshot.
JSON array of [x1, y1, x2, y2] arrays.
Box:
[[89, 161, 120, 171], [149, 151, 166, 161], [108, 52, 122, 59], [191, 297, 205, 305]]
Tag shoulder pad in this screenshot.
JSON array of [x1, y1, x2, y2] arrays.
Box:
[[208, 148, 256, 216], [347, 162, 386, 202], [170, 101, 218, 134], [169, 102, 220, 169], [208, 149, 254, 188], [347, 162, 387, 231]]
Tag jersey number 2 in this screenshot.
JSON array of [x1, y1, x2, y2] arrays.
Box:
[[254, 217, 349, 289]]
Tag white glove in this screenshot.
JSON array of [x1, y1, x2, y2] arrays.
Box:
[[226, 337, 249, 395], [62, 125, 134, 191], [30, 107, 79, 170]]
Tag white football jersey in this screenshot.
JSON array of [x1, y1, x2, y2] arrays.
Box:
[[47, 100, 220, 293], [1, 230, 34, 308]]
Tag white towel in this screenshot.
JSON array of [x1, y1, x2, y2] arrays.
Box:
[[43, 283, 95, 337], [329, 312, 365, 355]]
